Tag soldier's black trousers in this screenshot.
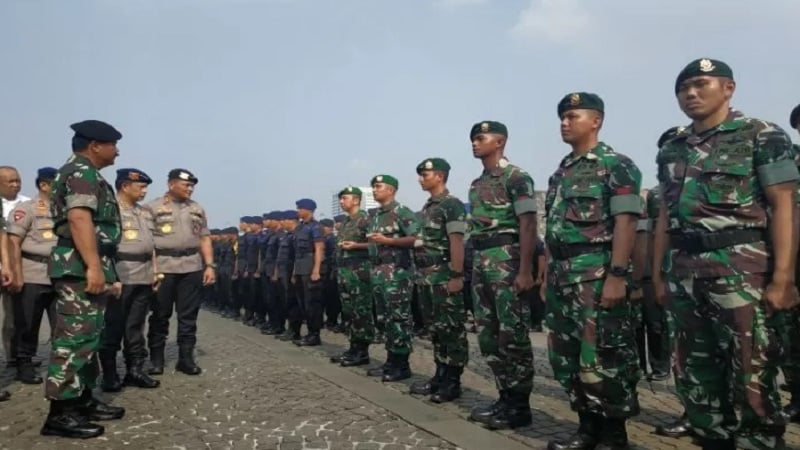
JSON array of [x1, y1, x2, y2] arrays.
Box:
[[217, 271, 233, 310], [148, 271, 203, 349], [232, 276, 244, 313], [323, 275, 340, 325], [292, 275, 324, 334], [12, 283, 55, 361], [262, 276, 277, 323], [248, 277, 264, 318], [101, 283, 153, 362], [277, 274, 295, 330]]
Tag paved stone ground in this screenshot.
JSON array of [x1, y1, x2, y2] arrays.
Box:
[[0, 309, 798, 450]]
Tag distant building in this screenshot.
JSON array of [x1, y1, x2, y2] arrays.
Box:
[[330, 186, 379, 217]]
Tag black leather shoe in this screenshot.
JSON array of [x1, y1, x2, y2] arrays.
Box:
[[99, 353, 122, 392], [298, 334, 321, 347], [430, 365, 463, 403], [41, 404, 104, 439], [486, 391, 532, 430], [469, 391, 508, 425], [367, 352, 391, 377], [148, 348, 164, 375], [16, 361, 43, 384], [123, 361, 160, 388], [340, 349, 370, 367], [176, 347, 202, 375], [547, 412, 601, 450], [410, 363, 445, 395], [655, 413, 693, 438], [278, 330, 301, 342], [0, 390, 10, 402], [382, 353, 411, 382], [79, 392, 125, 421], [331, 345, 357, 363], [594, 418, 629, 450]]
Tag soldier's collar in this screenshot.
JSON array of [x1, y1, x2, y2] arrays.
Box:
[[380, 200, 398, 211], [562, 142, 603, 167], [427, 189, 450, 203], [684, 109, 745, 138]]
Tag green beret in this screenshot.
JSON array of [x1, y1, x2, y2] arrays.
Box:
[[416, 157, 451, 174], [371, 174, 399, 189], [557, 92, 604, 117], [790, 104, 800, 129], [657, 126, 686, 148], [338, 185, 363, 198], [675, 58, 733, 94], [469, 121, 507, 140]]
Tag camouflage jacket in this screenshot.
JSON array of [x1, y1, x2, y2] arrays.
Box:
[[415, 190, 466, 261], [367, 200, 420, 266], [49, 154, 122, 282], [337, 210, 370, 262], [545, 142, 642, 285], [656, 110, 797, 278], [468, 158, 536, 239]]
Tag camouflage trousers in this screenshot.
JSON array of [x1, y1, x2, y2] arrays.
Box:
[[338, 260, 375, 345], [546, 278, 641, 418], [418, 265, 468, 367], [668, 273, 785, 449], [371, 263, 413, 355], [472, 245, 533, 393], [46, 278, 109, 400]]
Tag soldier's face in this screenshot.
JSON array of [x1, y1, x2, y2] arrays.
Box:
[[91, 141, 119, 167], [417, 170, 439, 192], [560, 109, 601, 144], [339, 194, 359, 211], [471, 133, 504, 159], [38, 180, 53, 196], [0, 169, 21, 199], [124, 181, 149, 201], [169, 180, 195, 200], [372, 183, 392, 202], [677, 76, 734, 120]]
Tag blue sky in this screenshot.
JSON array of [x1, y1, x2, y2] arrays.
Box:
[[2, 0, 799, 227]]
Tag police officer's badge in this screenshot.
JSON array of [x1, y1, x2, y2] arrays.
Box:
[[570, 93, 581, 106], [480, 122, 489, 133], [424, 160, 433, 170], [699, 59, 715, 72], [161, 224, 172, 233], [129, 172, 140, 181], [124, 229, 138, 240], [42, 230, 54, 239]]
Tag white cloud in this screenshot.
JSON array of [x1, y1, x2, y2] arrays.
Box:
[[510, 0, 591, 44]]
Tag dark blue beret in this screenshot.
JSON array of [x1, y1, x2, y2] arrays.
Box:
[[116, 168, 153, 185], [249, 216, 262, 225], [168, 168, 198, 184], [320, 219, 334, 227], [70, 120, 122, 142], [36, 167, 58, 180], [295, 198, 317, 211], [226, 227, 239, 234], [283, 210, 299, 220]]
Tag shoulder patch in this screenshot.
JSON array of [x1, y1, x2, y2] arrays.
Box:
[[13, 210, 26, 222]]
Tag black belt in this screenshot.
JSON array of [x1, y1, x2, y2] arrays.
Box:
[[471, 234, 518, 251], [549, 242, 612, 260], [670, 228, 767, 253], [156, 247, 199, 257], [116, 252, 151, 263], [21, 251, 49, 264], [338, 257, 370, 268], [56, 237, 117, 258], [414, 255, 449, 269]]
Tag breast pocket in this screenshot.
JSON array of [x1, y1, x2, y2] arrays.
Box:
[[563, 184, 604, 223], [122, 221, 142, 242], [700, 156, 752, 206], [35, 219, 56, 242], [155, 213, 175, 235]]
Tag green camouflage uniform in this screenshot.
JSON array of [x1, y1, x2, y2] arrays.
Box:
[[657, 111, 797, 449], [544, 142, 643, 419], [46, 154, 121, 401], [468, 158, 536, 394], [337, 210, 374, 345], [415, 190, 468, 367], [368, 200, 420, 356]]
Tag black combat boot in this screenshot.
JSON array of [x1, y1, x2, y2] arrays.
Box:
[[547, 411, 602, 450], [410, 362, 445, 395], [297, 332, 321, 347], [595, 417, 630, 450], [331, 344, 357, 363], [16, 358, 43, 384], [382, 353, 411, 382], [655, 412, 693, 438], [487, 390, 532, 430], [700, 438, 736, 450], [340, 342, 370, 367], [99, 352, 122, 392], [367, 352, 391, 377], [123, 360, 160, 388], [469, 390, 509, 425], [148, 347, 165, 375], [77, 388, 125, 421], [0, 390, 9, 401], [279, 324, 301, 342], [41, 398, 104, 438], [430, 365, 463, 403], [782, 385, 800, 423], [176, 345, 202, 375]]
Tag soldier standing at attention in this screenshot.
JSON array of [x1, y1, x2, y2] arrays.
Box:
[[465, 121, 537, 431], [319, 218, 341, 331], [291, 199, 325, 346], [217, 227, 238, 317], [653, 59, 798, 450], [330, 187, 373, 366], [98, 168, 160, 391], [275, 211, 299, 341], [146, 169, 216, 376], [243, 216, 263, 327], [544, 94, 642, 450], [262, 212, 284, 335], [230, 216, 249, 320], [409, 158, 468, 403], [6, 167, 58, 385], [42, 120, 125, 438], [366, 175, 420, 382]]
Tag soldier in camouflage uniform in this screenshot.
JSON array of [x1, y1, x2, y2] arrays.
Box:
[[0, 194, 12, 402], [465, 121, 538, 431], [330, 186, 374, 366], [544, 94, 642, 450], [781, 104, 800, 423], [42, 120, 126, 438], [365, 175, 420, 382], [652, 59, 798, 450], [409, 158, 468, 403]]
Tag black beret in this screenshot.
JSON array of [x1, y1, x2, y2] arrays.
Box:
[[36, 167, 58, 181], [70, 120, 122, 142], [225, 227, 238, 234], [470, 121, 508, 140], [168, 168, 198, 184], [416, 157, 451, 174], [116, 168, 153, 185], [283, 210, 299, 220], [320, 219, 334, 227], [790, 104, 800, 129], [557, 92, 604, 117], [675, 58, 733, 94]]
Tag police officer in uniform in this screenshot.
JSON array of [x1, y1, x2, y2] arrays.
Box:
[[98, 168, 160, 391], [146, 169, 216, 376], [291, 199, 325, 346], [243, 216, 263, 326], [230, 216, 249, 320], [5, 167, 58, 384], [216, 227, 238, 317], [275, 211, 298, 341], [262, 212, 284, 335]]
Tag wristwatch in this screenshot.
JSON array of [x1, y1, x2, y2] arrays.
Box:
[[205, 263, 218, 270], [449, 270, 464, 279], [608, 265, 629, 278]]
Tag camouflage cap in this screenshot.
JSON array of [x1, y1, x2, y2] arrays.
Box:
[[675, 58, 733, 94], [469, 121, 507, 140], [557, 92, 604, 117], [790, 104, 800, 129], [657, 126, 686, 148], [416, 157, 451, 174], [338, 186, 362, 198], [371, 174, 398, 189]]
